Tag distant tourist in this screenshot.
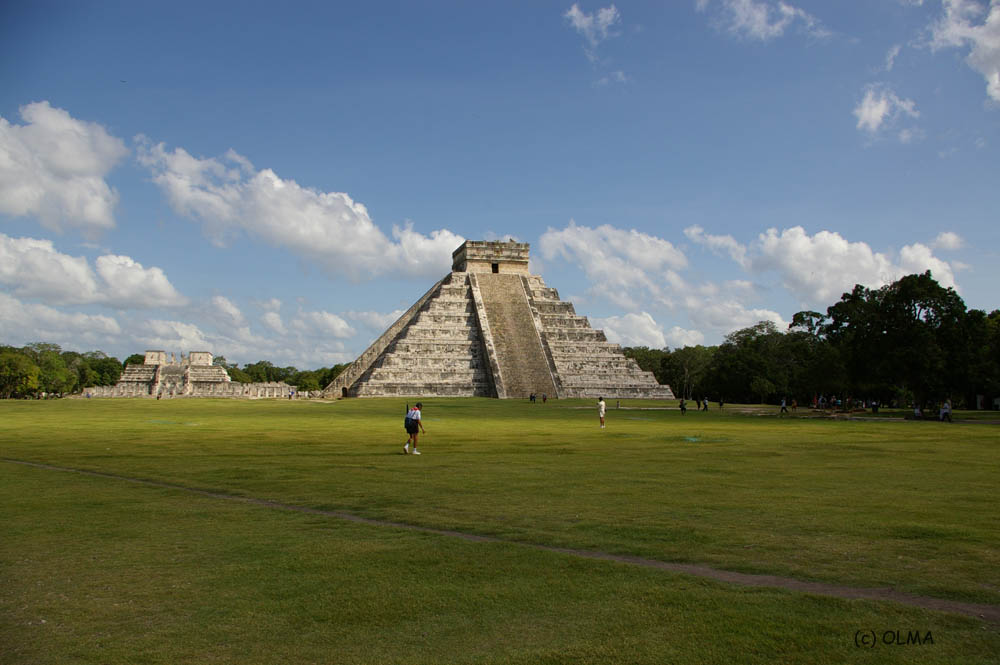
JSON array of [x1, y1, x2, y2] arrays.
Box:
[[403, 402, 425, 455], [542, 393, 547, 404], [780, 398, 789, 415], [702, 397, 708, 411], [598, 396, 606, 428], [679, 398, 687, 415], [939, 399, 952, 423]]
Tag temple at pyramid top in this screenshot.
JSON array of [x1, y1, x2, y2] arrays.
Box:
[[451, 240, 530, 274], [324, 240, 673, 399]]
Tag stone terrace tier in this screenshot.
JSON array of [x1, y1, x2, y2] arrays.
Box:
[[340, 272, 495, 397], [523, 275, 674, 399]]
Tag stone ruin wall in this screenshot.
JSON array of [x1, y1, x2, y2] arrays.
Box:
[[88, 350, 313, 399]]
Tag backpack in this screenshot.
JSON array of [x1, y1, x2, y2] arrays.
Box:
[[404, 406, 415, 429]]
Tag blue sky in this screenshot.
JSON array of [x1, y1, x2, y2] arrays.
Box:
[[2, 0, 998, 368]]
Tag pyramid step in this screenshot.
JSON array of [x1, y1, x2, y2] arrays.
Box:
[[532, 302, 576, 315], [367, 368, 486, 382], [402, 327, 481, 341], [548, 343, 623, 355], [560, 385, 674, 399], [391, 341, 484, 354], [380, 355, 488, 369], [412, 313, 478, 326], [544, 329, 608, 342], [354, 381, 494, 397], [539, 315, 591, 328]]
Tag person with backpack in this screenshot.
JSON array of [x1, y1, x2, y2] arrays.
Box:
[[404, 402, 425, 454]]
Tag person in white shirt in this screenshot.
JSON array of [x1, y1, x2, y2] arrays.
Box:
[[404, 402, 425, 454], [598, 397, 606, 428]]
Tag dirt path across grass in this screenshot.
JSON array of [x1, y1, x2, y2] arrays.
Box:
[[6, 457, 999, 625]]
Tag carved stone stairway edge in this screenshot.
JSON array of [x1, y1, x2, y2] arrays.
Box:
[[324, 276, 447, 397]]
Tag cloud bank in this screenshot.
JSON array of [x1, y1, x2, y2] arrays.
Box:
[[136, 138, 463, 281], [0, 102, 128, 234]]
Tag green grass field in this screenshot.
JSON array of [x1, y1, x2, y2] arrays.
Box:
[[2, 397, 998, 664]]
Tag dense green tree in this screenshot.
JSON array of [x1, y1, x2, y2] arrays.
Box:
[[705, 321, 787, 404], [622, 347, 668, 377], [241, 360, 297, 383], [660, 345, 714, 399], [289, 370, 322, 392], [226, 366, 253, 383], [823, 271, 968, 405], [0, 351, 40, 398], [88, 356, 123, 385], [750, 376, 776, 404], [36, 350, 76, 394], [123, 353, 146, 368]]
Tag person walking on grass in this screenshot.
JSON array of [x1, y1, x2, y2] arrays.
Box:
[[598, 396, 606, 428], [404, 402, 425, 454]]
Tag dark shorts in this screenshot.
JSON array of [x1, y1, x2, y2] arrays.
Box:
[[405, 422, 419, 434]]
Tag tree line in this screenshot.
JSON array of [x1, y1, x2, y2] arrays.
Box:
[[0, 344, 348, 399], [0, 343, 126, 399], [624, 272, 1000, 409]]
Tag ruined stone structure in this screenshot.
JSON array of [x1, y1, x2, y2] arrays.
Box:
[[91, 351, 298, 399], [325, 240, 674, 399]]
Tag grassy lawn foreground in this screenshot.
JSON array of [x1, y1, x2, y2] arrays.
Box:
[[1, 397, 998, 663]]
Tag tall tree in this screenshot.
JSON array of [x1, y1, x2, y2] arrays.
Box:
[[123, 353, 146, 367], [0, 351, 40, 398], [823, 271, 969, 405]]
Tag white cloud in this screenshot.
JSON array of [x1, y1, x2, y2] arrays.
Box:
[[898, 127, 925, 144], [932, 231, 965, 250], [345, 309, 406, 331], [539, 221, 688, 309], [564, 3, 622, 59], [0, 232, 185, 308], [94, 254, 188, 308], [593, 311, 666, 348], [853, 84, 919, 136], [700, 0, 829, 41], [136, 138, 464, 281], [930, 0, 1000, 103], [684, 225, 749, 267], [261, 311, 287, 335], [0, 234, 100, 303], [596, 70, 629, 85], [750, 226, 956, 305], [255, 298, 282, 312], [898, 242, 958, 288], [291, 310, 356, 339], [681, 292, 787, 331], [0, 292, 121, 348], [211, 295, 247, 328], [138, 319, 212, 352], [885, 44, 902, 71], [665, 326, 706, 348], [0, 102, 128, 234]]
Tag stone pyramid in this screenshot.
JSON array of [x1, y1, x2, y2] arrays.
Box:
[[324, 241, 674, 399]]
